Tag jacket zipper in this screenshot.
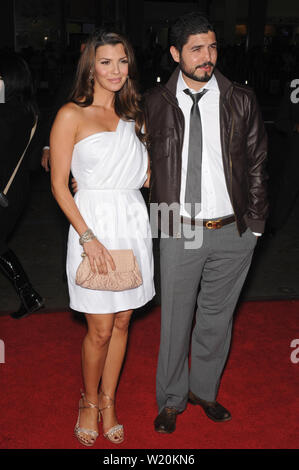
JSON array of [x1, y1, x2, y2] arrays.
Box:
[[227, 89, 240, 233], [161, 90, 185, 153], [161, 90, 185, 195], [149, 89, 185, 207]]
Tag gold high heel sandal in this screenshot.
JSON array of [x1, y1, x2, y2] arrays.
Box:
[[74, 391, 99, 447], [98, 390, 124, 444]]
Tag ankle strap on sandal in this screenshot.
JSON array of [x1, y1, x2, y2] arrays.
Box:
[[79, 390, 99, 410], [99, 390, 114, 411]]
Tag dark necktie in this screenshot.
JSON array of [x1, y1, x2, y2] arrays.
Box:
[[183, 88, 208, 218]]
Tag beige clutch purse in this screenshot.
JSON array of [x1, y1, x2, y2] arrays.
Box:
[[75, 249, 143, 291]]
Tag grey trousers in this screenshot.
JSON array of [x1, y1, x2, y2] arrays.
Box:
[[156, 222, 257, 412]]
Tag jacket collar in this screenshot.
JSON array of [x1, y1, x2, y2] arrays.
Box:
[[165, 66, 180, 96], [165, 66, 232, 99]]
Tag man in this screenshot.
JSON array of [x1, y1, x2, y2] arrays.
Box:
[[144, 13, 268, 433]]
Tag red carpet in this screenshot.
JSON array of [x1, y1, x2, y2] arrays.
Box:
[[0, 300, 298, 449]]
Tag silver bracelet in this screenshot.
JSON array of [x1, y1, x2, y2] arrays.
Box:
[[79, 228, 96, 246]]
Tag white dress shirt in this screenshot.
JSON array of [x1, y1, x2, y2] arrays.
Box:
[[177, 71, 234, 220]]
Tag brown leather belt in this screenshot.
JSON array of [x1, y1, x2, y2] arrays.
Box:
[[181, 215, 235, 229]]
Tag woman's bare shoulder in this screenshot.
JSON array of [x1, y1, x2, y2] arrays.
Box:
[[52, 103, 85, 137], [56, 101, 83, 121]]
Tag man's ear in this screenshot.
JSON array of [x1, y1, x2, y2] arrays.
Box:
[[170, 46, 180, 63]]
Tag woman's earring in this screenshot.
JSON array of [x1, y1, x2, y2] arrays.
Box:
[[89, 71, 94, 82]]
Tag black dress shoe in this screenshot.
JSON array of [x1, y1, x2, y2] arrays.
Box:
[[154, 407, 179, 433], [188, 391, 231, 422]]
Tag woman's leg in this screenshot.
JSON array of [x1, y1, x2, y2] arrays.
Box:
[[78, 313, 115, 438], [99, 309, 133, 434]]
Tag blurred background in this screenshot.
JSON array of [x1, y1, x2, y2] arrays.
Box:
[[1, 0, 299, 312], [1, 0, 298, 99]]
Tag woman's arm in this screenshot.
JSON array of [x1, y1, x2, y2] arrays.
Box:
[[50, 104, 115, 274], [50, 104, 86, 234]]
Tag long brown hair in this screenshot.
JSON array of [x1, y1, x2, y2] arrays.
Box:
[[69, 29, 147, 145]]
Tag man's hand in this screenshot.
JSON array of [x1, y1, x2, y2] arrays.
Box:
[[143, 155, 151, 188], [71, 177, 78, 194], [41, 148, 50, 172]]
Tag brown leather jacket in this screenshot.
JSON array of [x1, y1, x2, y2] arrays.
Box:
[[144, 67, 268, 236]]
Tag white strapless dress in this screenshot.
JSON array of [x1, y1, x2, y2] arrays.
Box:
[[66, 119, 155, 314]]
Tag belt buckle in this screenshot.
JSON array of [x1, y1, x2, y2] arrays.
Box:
[[206, 219, 222, 229]]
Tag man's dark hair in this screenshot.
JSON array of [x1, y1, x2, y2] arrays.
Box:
[[169, 12, 215, 52]]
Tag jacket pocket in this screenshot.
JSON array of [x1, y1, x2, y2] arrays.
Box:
[[150, 127, 174, 159]]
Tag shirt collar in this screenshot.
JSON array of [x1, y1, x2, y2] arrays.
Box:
[[177, 70, 219, 95]]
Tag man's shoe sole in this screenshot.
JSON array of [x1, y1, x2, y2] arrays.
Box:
[[154, 426, 175, 434], [188, 398, 232, 422]]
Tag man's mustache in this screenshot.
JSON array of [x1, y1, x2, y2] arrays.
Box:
[[196, 62, 214, 69]]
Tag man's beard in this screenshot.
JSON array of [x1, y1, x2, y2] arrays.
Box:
[[180, 59, 215, 83]]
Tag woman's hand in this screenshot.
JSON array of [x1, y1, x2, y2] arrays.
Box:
[[83, 238, 116, 275]]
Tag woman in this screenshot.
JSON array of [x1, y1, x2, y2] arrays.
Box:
[[0, 53, 44, 319], [50, 30, 155, 446]]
